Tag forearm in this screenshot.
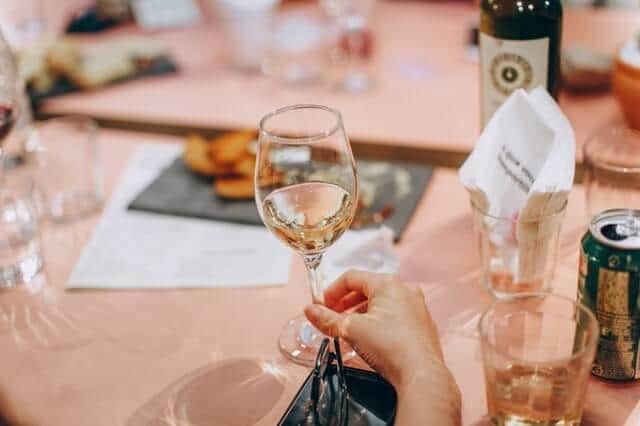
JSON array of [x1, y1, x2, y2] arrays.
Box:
[[395, 354, 462, 426]]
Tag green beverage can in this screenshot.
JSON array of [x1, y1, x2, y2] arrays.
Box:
[[578, 209, 640, 381]]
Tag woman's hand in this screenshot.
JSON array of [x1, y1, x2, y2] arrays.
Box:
[[304, 270, 461, 426], [304, 270, 442, 387]]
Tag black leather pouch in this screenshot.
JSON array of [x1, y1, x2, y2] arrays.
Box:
[[278, 337, 397, 426]]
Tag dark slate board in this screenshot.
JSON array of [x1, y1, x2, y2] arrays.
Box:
[[28, 57, 178, 110], [128, 158, 433, 241]]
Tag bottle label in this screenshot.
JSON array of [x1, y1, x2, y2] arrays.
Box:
[[480, 33, 549, 125]]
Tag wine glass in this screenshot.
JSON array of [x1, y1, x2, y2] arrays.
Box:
[[320, 0, 376, 92], [255, 104, 358, 365]]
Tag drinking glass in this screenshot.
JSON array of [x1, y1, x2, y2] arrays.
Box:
[[262, 11, 328, 85], [215, 0, 280, 71], [471, 200, 566, 298], [0, 176, 43, 288], [26, 116, 103, 223], [583, 127, 640, 220], [320, 0, 376, 92], [255, 104, 358, 365], [479, 293, 599, 426]]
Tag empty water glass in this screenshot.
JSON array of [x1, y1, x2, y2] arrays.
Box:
[[0, 176, 43, 288], [27, 116, 103, 223], [215, 0, 280, 71], [583, 127, 640, 220], [320, 0, 376, 92], [262, 11, 328, 85]]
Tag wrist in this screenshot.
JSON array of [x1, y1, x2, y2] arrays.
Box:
[[395, 338, 445, 389], [397, 354, 462, 426], [397, 352, 461, 407], [397, 352, 443, 391]]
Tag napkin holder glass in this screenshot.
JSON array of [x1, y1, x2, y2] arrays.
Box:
[[278, 337, 397, 426]]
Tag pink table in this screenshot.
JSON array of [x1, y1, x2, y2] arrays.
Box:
[[39, 2, 640, 165], [0, 129, 638, 425]]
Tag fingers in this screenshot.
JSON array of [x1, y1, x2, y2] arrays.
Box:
[[332, 291, 367, 313], [304, 304, 344, 337], [352, 300, 368, 314], [304, 303, 370, 341], [324, 270, 391, 309]]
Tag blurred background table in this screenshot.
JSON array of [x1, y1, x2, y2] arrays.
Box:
[[38, 1, 640, 167], [0, 128, 638, 425]]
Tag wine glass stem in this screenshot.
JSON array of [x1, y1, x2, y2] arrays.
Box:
[[303, 254, 324, 305]]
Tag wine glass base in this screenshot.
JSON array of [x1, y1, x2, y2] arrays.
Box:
[[278, 314, 356, 366]]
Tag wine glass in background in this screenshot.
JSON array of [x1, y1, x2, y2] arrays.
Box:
[[320, 0, 376, 93], [255, 104, 358, 365]]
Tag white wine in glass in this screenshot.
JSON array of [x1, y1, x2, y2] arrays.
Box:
[[255, 104, 358, 365], [262, 182, 353, 257]]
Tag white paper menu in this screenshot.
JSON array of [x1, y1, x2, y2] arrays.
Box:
[[67, 144, 291, 289]]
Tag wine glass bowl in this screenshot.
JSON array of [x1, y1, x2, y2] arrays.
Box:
[[255, 104, 358, 365]]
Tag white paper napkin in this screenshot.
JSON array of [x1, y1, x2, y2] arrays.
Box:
[[67, 143, 292, 289], [323, 226, 399, 285], [459, 87, 575, 281], [460, 86, 575, 216]]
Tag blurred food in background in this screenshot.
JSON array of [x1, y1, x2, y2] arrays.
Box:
[[183, 130, 415, 231], [18, 36, 175, 102], [184, 131, 264, 200]]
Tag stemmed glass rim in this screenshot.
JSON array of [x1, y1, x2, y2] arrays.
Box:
[[470, 198, 568, 223], [259, 104, 344, 145], [584, 126, 640, 174], [478, 292, 600, 366]]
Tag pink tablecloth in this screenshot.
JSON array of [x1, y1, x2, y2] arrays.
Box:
[[0, 129, 638, 425]]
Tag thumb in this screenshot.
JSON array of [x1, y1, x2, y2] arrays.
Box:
[[304, 304, 345, 337]]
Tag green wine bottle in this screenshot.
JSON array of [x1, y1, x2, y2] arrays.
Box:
[[480, 0, 562, 126]]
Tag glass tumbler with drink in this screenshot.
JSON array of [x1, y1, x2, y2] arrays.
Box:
[[479, 293, 599, 426], [471, 199, 567, 298], [255, 104, 358, 365]]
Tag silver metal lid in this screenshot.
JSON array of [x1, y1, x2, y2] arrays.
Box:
[[591, 209, 640, 249]]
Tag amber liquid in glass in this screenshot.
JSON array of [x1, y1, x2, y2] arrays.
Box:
[[486, 364, 586, 426]]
